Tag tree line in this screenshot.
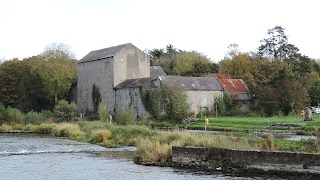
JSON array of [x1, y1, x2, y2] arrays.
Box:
[[147, 26, 320, 116], [0, 43, 77, 112], [1, 26, 320, 117]]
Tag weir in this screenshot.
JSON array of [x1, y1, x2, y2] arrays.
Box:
[[172, 146, 320, 177]]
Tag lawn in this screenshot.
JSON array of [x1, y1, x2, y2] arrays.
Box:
[[188, 115, 320, 133]]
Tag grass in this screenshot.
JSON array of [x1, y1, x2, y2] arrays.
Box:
[[188, 116, 320, 134]]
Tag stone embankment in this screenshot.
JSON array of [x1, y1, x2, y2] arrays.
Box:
[[172, 146, 320, 176]]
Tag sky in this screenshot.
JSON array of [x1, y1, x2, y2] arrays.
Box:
[[0, 0, 319, 62]]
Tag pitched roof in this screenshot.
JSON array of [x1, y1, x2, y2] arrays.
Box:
[[160, 76, 223, 91], [114, 77, 154, 89], [218, 78, 250, 93], [150, 66, 166, 77], [79, 43, 131, 63]]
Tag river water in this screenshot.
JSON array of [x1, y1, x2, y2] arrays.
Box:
[[0, 134, 286, 180]]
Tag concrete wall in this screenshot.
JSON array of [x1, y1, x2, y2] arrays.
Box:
[[77, 57, 114, 115], [115, 87, 150, 118], [185, 91, 223, 112], [113, 44, 150, 87], [172, 146, 320, 176]]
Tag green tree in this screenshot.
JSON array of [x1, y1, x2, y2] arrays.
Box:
[[309, 80, 320, 106]]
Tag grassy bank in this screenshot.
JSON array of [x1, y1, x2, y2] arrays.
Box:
[[188, 116, 320, 134], [1, 120, 320, 166]]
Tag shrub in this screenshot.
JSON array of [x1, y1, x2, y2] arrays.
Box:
[[24, 111, 46, 125], [53, 100, 76, 122], [115, 106, 136, 125], [98, 102, 110, 123], [142, 84, 190, 121], [41, 110, 54, 119], [4, 107, 24, 124]]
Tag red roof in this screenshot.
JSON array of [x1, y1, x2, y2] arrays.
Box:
[[217, 78, 250, 93]]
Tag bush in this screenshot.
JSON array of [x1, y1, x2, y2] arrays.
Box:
[[142, 84, 190, 121], [24, 111, 46, 125], [4, 107, 24, 124], [53, 100, 76, 122], [98, 102, 110, 123], [115, 106, 136, 125]]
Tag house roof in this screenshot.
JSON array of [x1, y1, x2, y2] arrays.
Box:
[[79, 43, 131, 63], [160, 76, 223, 91], [218, 78, 250, 93], [150, 66, 166, 77], [114, 77, 154, 89]]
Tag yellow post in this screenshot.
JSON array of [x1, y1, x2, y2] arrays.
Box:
[[205, 118, 209, 126]]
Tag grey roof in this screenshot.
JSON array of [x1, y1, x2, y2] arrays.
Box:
[[160, 76, 223, 91], [150, 66, 166, 77], [115, 77, 154, 89], [79, 43, 131, 63]]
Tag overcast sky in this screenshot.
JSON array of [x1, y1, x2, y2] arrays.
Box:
[[1, 0, 319, 62]]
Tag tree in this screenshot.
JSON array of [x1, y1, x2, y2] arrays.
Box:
[[41, 43, 75, 60], [309, 80, 320, 106], [224, 43, 240, 60], [219, 53, 252, 79], [258, 26, 289, 61]]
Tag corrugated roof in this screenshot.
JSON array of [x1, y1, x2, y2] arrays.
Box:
[[79, 43, 131, 63], [160, 76, 223, 91], [114, 77, 154, 89], [218, 78, 250, 93], [150, 66, 166, 77]]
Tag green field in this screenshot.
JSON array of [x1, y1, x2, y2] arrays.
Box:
[[188, 115, 320, 134]]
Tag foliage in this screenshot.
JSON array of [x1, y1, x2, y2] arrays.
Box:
[[0, 48, 77, 112], [41, 42, 75, 60], [98, 102, 110, 122], [142, 84, 189, 121], [91, 84, 101, 113], [53, 100, 76, 122], [24, 111, 46, 125], [148, 44, 217, 76], [115, 106, 136, 125], [309, 80, 320, 106], [1, 107, 24, 125]]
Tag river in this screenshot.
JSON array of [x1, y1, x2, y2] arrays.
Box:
[[0, 133, 286, 180]]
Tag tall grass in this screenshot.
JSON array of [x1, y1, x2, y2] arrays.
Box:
[[115, 106, 136, 125], [54, 123, 85, 139]]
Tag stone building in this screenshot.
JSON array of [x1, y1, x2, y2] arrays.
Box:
[[77, 43, 150, 115], [77, 43, 250, 118]]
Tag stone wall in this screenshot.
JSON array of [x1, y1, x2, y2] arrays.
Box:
[[77, 57, 114, 115], [172, 146, 320, 176], [185, 91, 223, 112]]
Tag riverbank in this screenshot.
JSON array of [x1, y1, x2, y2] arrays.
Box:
[[1, 121, 320, 163]]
